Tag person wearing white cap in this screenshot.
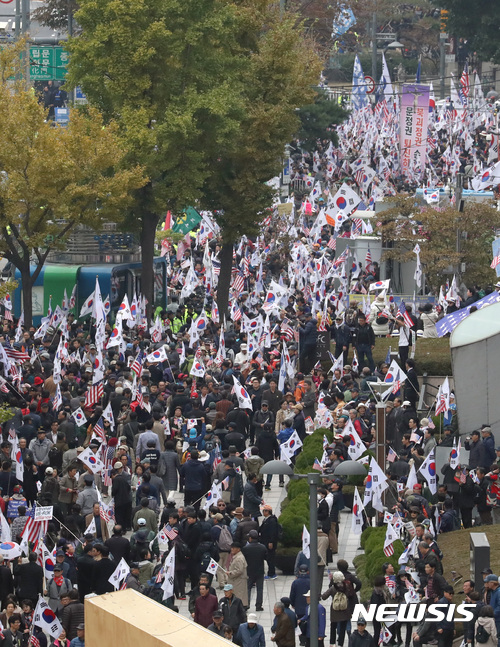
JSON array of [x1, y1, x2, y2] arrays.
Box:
[[236, 613, 266, 647], [234, 343, 251, 370]]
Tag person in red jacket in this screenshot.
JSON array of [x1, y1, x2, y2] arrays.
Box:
[[194, 582, 219, 627]]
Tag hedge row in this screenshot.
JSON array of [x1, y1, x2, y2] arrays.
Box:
[[354, 525, 405, 601]]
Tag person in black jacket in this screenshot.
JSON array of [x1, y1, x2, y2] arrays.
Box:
[[353, 313, 375, 372], [92, 544, 116, 595], [13, 552, 43, 606], [76, 544, 96, 601], [404, 359, 420, 410], [180, 511, 202, 591], [111, 467, 132, 531], [334, 317, 352, 365], [255, 425, 279, 490], [242, 530, 267, 611], [0, 559, 14, 609], [105, 525, 131, 564], [459, 468, 477, 528], [259, 505, 279, 578], [348, 619, 374, 647]]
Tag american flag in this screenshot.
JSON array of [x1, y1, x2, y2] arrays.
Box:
[[3, 346, 30, 363], [212, 445, 222, 469], [333, 248, 349, 269], [85, 381, 103, 408], [30, 636, 40, 647], [101, 443, 116, 487], [130, 349, 144, 378], [100, 498, 115, 523], [312, 457, 322, 471], [231, 271, 245, 296], [365, 247, 372, 270], [326, 236, 337, 251], [3, 310, 12, 322], [93, 417, 106, 443], [396, 301, 414, 328], [459, 468, 467, 485], [0, 377, 9, 394], [387, 447, 397, 463], [22, 516, 48, 545], [351, 218, 363, 237], [383, 542, 394, 557], [491, 254, 500, 270], [460, 62, 470, 100], [135, 390, 145, 409], [212, 259, 221, 276], [165, 524, 179, 541], [155, 565, 165, 584], [281, 319, 295, 341]]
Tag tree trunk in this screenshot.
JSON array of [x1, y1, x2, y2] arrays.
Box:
[[217, 241, 234, 323], [140, 210, 160, 324], [20, 265, 33, 329]]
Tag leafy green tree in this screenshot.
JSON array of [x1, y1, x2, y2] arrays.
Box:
[[0, 43, 145, 327], [67, 0, 246, 318], [379, 195, 500, 291], [297, 89, 347, 152], [202, 3, 322, 315], [434, 0, 500, 64]]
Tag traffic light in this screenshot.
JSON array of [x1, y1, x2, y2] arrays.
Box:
[[440, 9, 448, 33]]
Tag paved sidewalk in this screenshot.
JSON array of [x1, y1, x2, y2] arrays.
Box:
[[171, 479, 362, 641]]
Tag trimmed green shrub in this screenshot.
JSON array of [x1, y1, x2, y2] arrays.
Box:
[[356, 526, 404, 587], [287, 478, 309, 501]]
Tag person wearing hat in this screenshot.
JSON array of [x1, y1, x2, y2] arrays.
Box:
[[29, 428, 52, 475], [242, 530, 267, 611], [75, 474, 98, 517], [290, 565, 310, 619], [221, 543, 248, 608], [71, 623, 85, 647], [225, 423, 246, 454], [261, 378, 284, 416], [299, 590, 326, 647], [132, 497, 158, 533], [260, 504, 280, 579], [253, 401, 275, 443], [348, 618, 373, 647], [464, 430, 486, 470], [111, 462, 132, 531], [236, 612, 266, 647], [123, 562, 142, 592], [484, 575, 500, 636], [46, 563, 73, 614], [208, 609, 226, 637], [219, 583, 247, 636]]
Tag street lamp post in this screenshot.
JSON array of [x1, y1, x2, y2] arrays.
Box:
[[259, 461, 322, 647]]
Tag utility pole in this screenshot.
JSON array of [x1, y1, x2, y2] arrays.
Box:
[[372, 12, 377, 85], [439, 34, 446, 100], [455, 172, 464, 284]]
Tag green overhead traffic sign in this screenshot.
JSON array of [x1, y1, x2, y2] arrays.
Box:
[[29, 46, 68, 81]]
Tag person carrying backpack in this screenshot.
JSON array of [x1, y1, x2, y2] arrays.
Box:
[[321, 570, 356, 647]]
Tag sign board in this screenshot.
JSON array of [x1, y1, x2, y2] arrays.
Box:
[[316, 331, 331, 361], [282, 158, 291, 185], [75, 86, 88, 105], [29, 46, 68, 81], [364, 75, 375, 94], [445, 54, 455, 63], [277, 202, 293, 216], [376, 33, 396, 41], [54, 107, 69, 126], [34, 505, 53, 521]]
